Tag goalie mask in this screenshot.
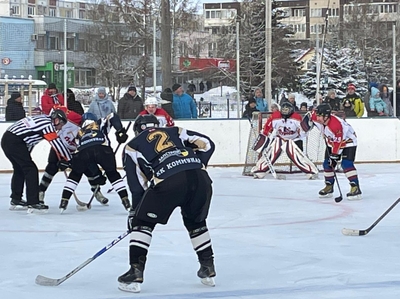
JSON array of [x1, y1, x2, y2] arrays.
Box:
[[280, 102, 294, 119], [133, 114, 160, 134]]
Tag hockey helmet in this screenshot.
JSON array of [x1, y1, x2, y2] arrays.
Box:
[[133, 114, 160, 134], [316, 104, 332, 117], [81, 112, 98, 127], [144, 97, 159, 107], [51, 109, 68, 125], [280, 102, 294, 119]]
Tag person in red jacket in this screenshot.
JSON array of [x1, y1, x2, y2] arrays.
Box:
[[41, 83, 65, 115], [139, 97, 174, 127]]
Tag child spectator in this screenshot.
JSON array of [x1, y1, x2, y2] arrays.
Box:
[[370, 87, 388, 116]]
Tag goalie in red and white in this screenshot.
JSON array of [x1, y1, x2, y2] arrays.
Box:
[[251, 102, 319, 179]]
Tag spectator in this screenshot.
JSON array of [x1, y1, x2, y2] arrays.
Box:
[[253, 87, 268, 112], [65, 89, 84, 115], [41, 83, 65, 115], [117, 86, 144, 119], [323, 90, 341, 111], [378, 84, 394, 116], [287, 93, 299, 111], [160, 88, 175, 118], [279, 93, 288, 105], [389, 79, 400, 117], [369, 87, 388, 116], [171, 83, 198, 119], [300, 102, 308, 112], [5, 92, 25, 121], [342, 84, 364, 118], [199, 81, 205, 93], [88, 87, 116, 119], [206, 81, 212, 91], [242, 98, 259, 120], [271, 103, 280, 112]]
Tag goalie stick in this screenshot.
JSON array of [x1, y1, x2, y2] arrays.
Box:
[[35, 230, 130, 286], [262, 149, 286, 180], [342, 197, 400, 236]]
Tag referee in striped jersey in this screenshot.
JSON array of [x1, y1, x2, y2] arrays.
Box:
[[1, 109, 71, 213]]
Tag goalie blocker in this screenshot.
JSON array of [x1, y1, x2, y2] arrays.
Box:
[[251, 133, 270, 154]]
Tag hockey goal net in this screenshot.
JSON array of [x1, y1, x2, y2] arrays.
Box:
[[242, 112, 326, 176]]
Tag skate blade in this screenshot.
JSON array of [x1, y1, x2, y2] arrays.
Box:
[[27, 208, 48, 214], [347, 195, 362, 201], [9, 205, 28, 211], [319, 194, 333, 199], [59, 208, 66, 214], [201, 277, 215, 287], [118, 282, 141, 293]]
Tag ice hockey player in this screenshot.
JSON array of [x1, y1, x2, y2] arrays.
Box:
[[119, 114, 216, 293], [58, 112, 130, 212], [1, 110, 71, 213], [301, 103, 362, 200], [251, 102, 319, 179], [138, 97, 175, 127], [38, 108, 109, 206]]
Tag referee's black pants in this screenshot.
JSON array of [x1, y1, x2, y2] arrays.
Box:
[[1, 131, 40, 204]]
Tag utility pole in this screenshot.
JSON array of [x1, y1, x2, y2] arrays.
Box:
[[265, 0, 272, 110]]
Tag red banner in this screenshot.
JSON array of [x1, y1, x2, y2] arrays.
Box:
[[179, 57, 236, 72]]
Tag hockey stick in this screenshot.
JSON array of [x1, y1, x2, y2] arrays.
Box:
[[35, 230, 130, 286], [342, 198, 400, 236], [262, 149, 286, 180], [332, 167, 343, 203], [62, 170, 86, 206]]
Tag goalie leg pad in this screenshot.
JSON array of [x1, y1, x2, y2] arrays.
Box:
[[286, 139, 319, 174], [251, 138, 282, 174]]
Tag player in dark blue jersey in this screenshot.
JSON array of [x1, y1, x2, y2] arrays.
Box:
[[59, 112, 130, 212], [118, 114, 216, 293]]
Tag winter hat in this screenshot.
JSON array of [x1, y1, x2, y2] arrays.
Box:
[[97, 87, 106, 94], [248, 98, 256, 105], [300, 102, 308, 109], [347, 83, 356, 91], [48, 83, 57, 90], [10, 92, 21, 101], [172, 83, 181, 92], [128, 86, 136, 92]]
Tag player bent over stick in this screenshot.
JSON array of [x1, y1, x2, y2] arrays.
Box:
[[251, 102, 319, 179], [119, 115, 216, 293], [301, 104, 362, 200]]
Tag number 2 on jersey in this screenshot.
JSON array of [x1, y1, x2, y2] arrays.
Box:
[[147, 131, 174, 153]]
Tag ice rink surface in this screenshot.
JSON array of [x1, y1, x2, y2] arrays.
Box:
[[1, 164, 400, 299]]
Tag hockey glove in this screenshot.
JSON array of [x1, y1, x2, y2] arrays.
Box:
[[300, 112, 314, 132], [57, 159, 71, 171], [127, 209, 136, 232], [116, 127, 128, 144], [252, 133, 270, 154], [329, 154, 341, 168]]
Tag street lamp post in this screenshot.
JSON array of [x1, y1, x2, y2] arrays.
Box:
[[226, 91, 230, 118]]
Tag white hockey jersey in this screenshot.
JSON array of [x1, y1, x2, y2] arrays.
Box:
[[58, 121, 80, 152], [262, 111, 304, 141]]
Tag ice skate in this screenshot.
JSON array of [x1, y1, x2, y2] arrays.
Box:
[[9, 198, 28, 210], [118, 258, 145, 293], [27, 203, 49, 214], [347, 182, 362, 200], [121, 197, 131, 211], [197, 259, 216, 287], [59, 199, 69, 214], [253, 172, 267, 179], [94, 188, 109, 205], [39, 191, 45, 203], [319, 182, 334, 198]]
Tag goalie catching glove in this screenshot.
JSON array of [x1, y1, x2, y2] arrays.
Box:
[[329, 154, 341, 168], [115, 127, 128, 144], [252, 133, 270, 153]]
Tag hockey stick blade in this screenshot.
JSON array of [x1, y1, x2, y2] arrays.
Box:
[[341, 197, 400, 236], [35, 231, 130, 286], [335, 196, 343, 203]]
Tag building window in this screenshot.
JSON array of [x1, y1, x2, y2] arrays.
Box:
[[66, 10, 73, 18], [206, 11, 210, 18], [211, 11, 215, 18], [11, 5, 20, 15], [49, 0, 56, 6], [67, 37, 75, 51], [49, 36, 59, 50], [28, 0, 35, 4], [49, 8, 56, 17], [75, 69, 95, 88], [28, 5, 35, 15], [293, 9, 305, 17], [293, 24, 306, 33], [79, 10, 85, 19], [380, 4, 397, 13], [37, 35, 45, 49], [329, 8, 339, 16], [310, 8, 322, 17]]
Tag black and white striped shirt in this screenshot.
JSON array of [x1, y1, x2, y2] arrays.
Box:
[[7, 115, 71, 160]]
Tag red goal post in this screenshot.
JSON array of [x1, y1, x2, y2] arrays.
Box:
[[242, 111, 326, 176]]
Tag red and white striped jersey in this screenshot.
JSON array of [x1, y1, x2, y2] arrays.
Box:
[[262, 111, 304, 141]]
